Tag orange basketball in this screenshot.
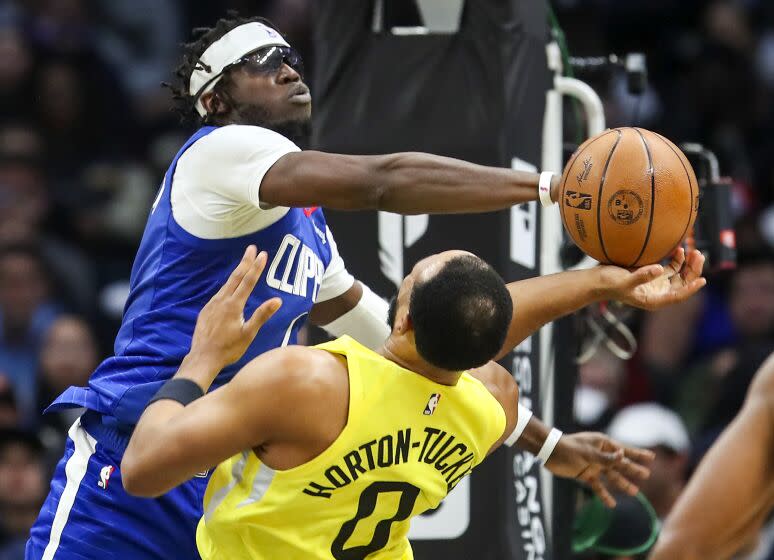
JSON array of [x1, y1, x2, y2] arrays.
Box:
[[559, 127, 699, 267]]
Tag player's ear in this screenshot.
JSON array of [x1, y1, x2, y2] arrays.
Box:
[[201, 91, 230, 117], [395, 312, 413, 335]]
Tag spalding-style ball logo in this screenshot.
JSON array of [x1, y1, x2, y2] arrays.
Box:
[[607, 190, 644, 225]]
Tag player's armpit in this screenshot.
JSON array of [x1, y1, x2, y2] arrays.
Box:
[[122, 346, 341, 497], [651, 360, 774, 560]]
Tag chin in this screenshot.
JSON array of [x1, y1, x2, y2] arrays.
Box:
[[266, 117, 311, 144]]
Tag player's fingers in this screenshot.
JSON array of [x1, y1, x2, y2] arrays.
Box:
[[682, 250, 705, 283], [246, 297, 282, 334], [234, 251, 268, 303], [670, 278, 707, 301], [665, 246, 685, 277], [610, 455, 651, 481], [592, 447, 624, 467], [605, 470, 639, 496], [627, 264, 663, 287], [589, 477, 617, 508], [623, 446, 656, 463], [219, 245, 258, 297]]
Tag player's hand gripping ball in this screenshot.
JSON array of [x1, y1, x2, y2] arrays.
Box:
[[559, 127, 699, 266]]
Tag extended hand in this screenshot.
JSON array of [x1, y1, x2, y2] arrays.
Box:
[[599, 247, 706, 310], [545, 432, 654, 507], [189, 246, 282, 369]]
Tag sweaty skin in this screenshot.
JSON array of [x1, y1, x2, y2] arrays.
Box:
[[650, 353, 774, 560]]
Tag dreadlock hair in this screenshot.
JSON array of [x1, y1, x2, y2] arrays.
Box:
[[163, 13, 282, 127]]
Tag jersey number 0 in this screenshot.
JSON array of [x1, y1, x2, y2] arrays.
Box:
[[331, 481, 420, 560]]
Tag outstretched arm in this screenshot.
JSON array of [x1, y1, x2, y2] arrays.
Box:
[[472, 362, 653, 508], [650, 353, 774, 560], [495, 248, 706, 360], [261, 151, 558, 213]]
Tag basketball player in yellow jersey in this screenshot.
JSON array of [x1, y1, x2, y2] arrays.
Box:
[[121, 244, 705, 559]]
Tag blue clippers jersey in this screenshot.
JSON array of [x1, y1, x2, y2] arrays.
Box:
[[49, 127, 332, 427]]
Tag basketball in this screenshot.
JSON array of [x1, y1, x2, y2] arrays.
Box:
[[559, 127, 699, 267]]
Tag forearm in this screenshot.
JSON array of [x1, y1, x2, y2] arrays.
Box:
[[122, 353, 223, 495], [496, 269, 603, 360], [651, 397, 774, 560], [374, 152, 553, 214], [514, 415, 552, 456], [263, 151, 557, 213]]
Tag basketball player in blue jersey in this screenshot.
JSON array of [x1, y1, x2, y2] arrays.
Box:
[[24, 13, 684, 560]]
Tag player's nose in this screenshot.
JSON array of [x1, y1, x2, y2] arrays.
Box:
[[277, 63, 301, 84]]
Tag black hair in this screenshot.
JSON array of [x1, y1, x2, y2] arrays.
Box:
[[164, 13, 281, 126], [409, 255, 512, 371]]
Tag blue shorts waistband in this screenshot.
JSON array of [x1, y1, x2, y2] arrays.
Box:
[[80, 410, 133, 455]]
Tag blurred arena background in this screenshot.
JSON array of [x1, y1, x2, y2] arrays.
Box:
[[0, 0, 773, 559]]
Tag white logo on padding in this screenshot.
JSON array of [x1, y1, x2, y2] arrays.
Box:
[[423, 393, 441, 415]]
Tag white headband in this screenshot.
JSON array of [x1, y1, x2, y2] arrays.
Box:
[[188, 22, 290, 117]]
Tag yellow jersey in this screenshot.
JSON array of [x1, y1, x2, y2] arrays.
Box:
[[196, 336, 506, 560]]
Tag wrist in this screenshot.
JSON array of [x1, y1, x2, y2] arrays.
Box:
[[176, 351, 225, 391], [589, 267, 615, 301], [550, 174, 560, 203]]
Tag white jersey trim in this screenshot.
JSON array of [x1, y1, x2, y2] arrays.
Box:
[[41, 418, 98, 560], [316, 226, 355, 303]]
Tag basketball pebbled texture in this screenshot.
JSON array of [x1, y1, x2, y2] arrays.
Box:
[[559, 127, 699, 267]]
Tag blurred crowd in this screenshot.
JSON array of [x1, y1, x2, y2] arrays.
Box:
[[0, 0, 772, 558], [558, 1, 774, 558]]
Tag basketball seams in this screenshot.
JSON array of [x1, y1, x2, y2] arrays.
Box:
[[632, 128, 656, 267], [653, 132, 696, 250], [596, 129, 623, 264], [557, 129, 620, 205], [556, 129, 620, 256]]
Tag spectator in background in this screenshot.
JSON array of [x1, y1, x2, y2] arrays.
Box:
[[35, 316, 98, 467], [0, 21, 35, 121], [607, 403, 690, 520], [0, 430, 46, 560], [0, 132, 96, 313], [575, 346, 628, 431], [0, 244, 60, 426], [0, 376, 19, 429], [31, 58, 126, 178], [673, 250, 774, 440]]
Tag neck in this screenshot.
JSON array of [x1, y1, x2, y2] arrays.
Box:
[[379, 338, 462, 386]]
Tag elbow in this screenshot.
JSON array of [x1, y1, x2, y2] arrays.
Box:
[[120, 455, 163, 498]]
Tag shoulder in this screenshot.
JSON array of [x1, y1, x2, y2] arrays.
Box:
[[468, 361, 518, 404], [234, 345, 348, 402], [207, 125, 299, 153], [180, 125, 300, 167]]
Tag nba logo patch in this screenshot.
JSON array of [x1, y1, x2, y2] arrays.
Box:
[[423, 393, 441, 415], [97, 465, 114, 490]]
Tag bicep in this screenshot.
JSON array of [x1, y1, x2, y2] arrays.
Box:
[[261, 151, 386, 209]]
